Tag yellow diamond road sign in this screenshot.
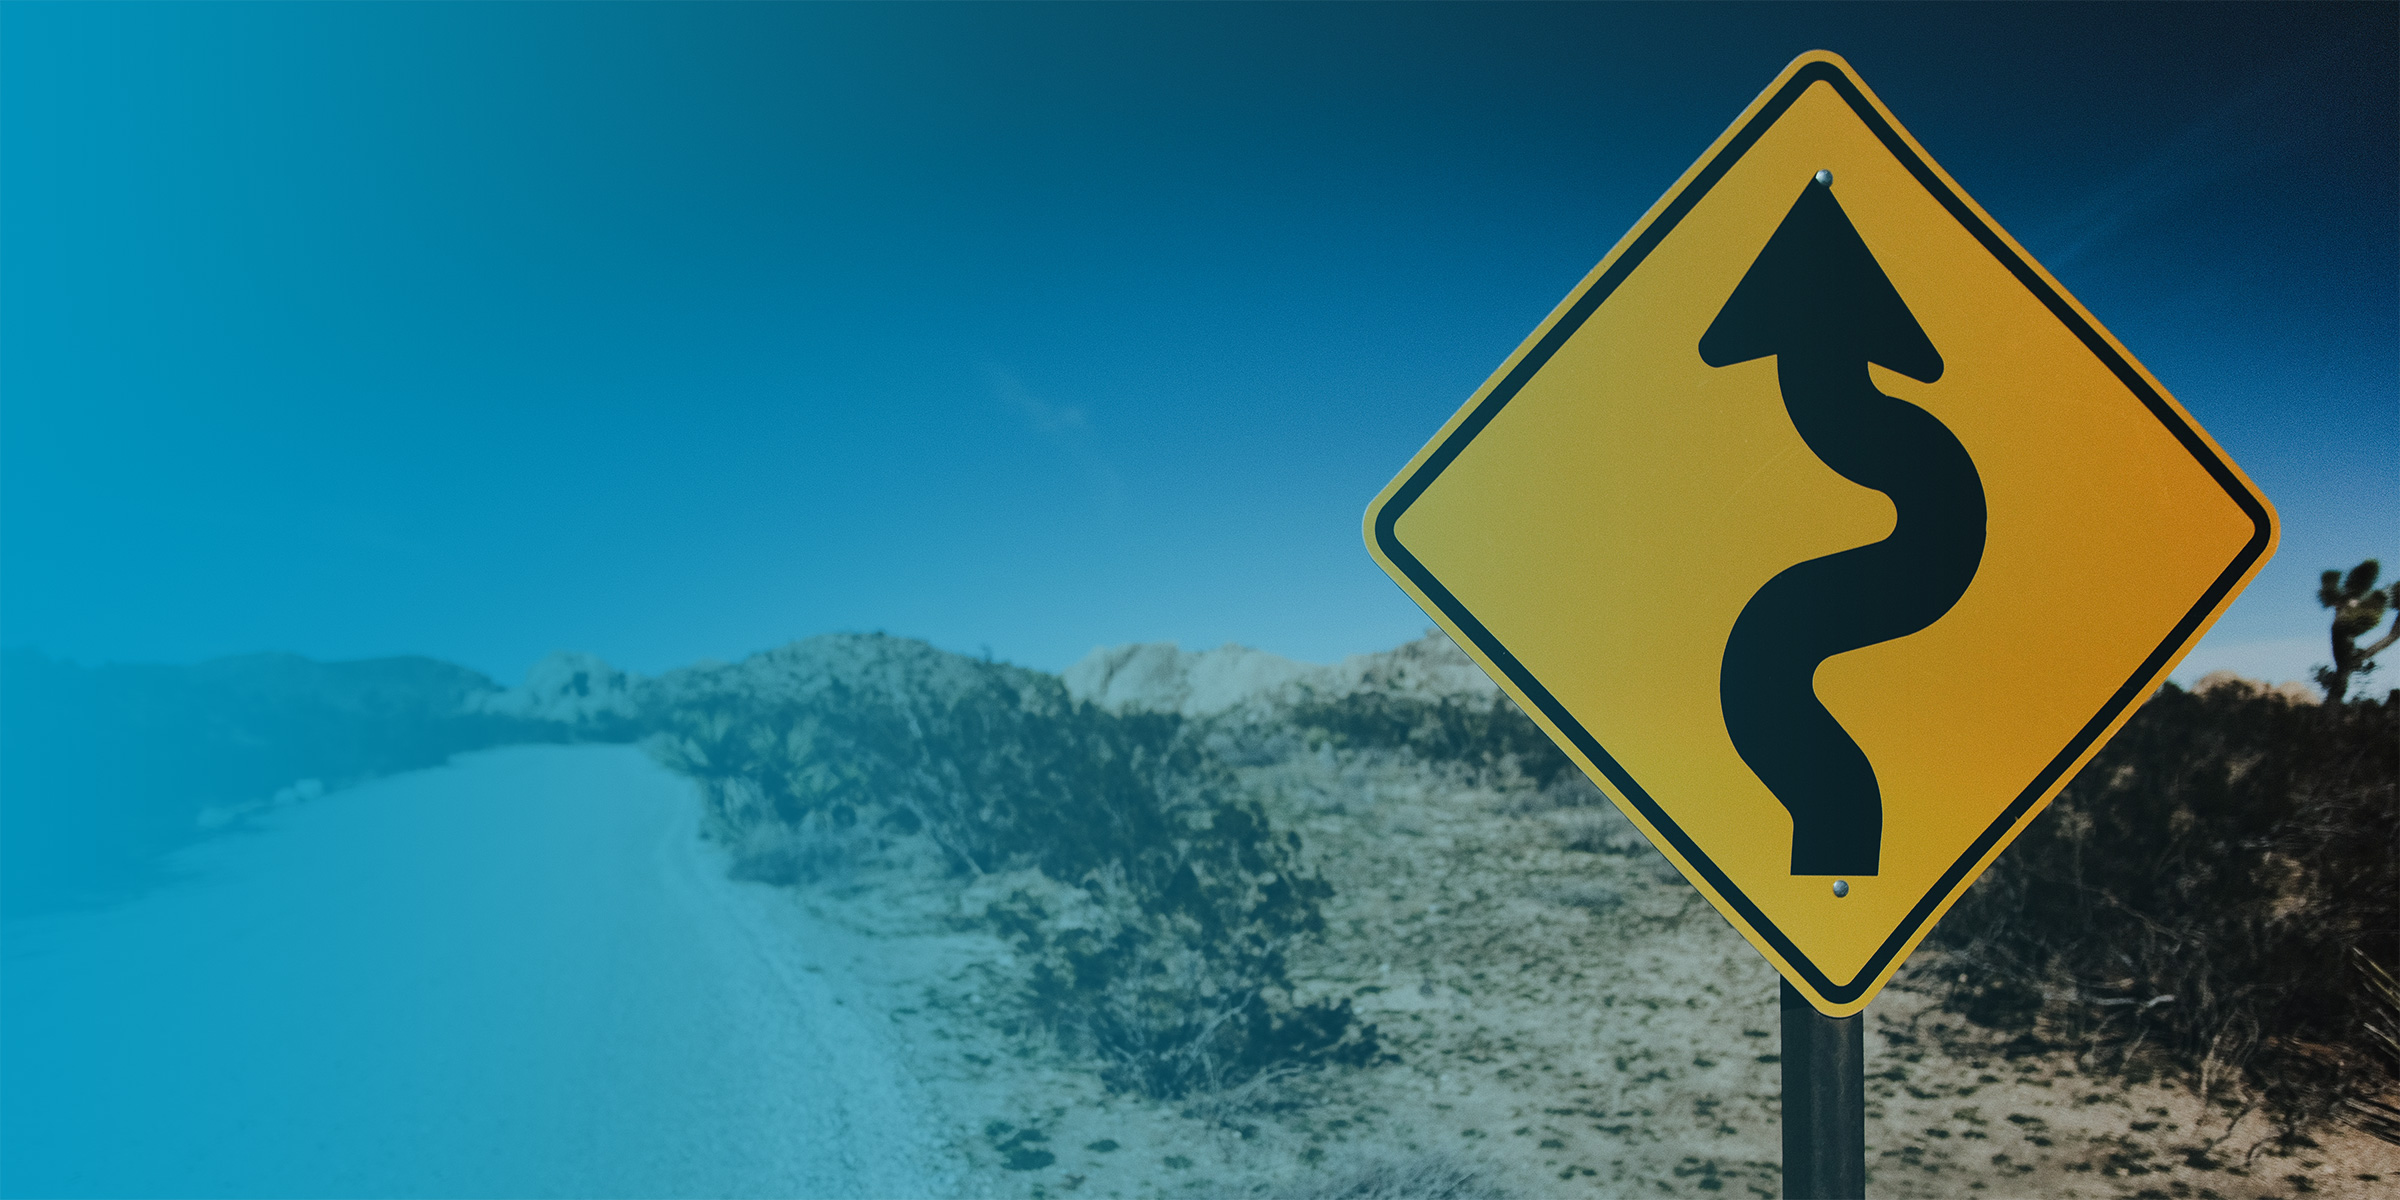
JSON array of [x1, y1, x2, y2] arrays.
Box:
[[1363, 51, 2277, 1016]]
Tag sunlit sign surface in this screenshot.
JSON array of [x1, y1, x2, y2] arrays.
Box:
[[1365, 51, 2275, 1016]]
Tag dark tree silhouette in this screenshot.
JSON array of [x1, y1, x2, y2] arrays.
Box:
[[2315, 559, 2399, 704]]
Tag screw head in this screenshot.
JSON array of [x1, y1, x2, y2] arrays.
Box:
[[1813, 169, 1833, 188], [1832, 879, 1850, 897]]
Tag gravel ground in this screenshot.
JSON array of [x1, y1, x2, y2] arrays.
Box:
[[803, 743, 2400, 1200]]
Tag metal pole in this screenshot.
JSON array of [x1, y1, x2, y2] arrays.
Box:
[[1780, 980, 1865, 1199]]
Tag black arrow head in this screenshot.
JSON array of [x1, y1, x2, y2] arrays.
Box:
[[1698, 179, 1944, 383]]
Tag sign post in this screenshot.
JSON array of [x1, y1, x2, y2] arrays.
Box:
[[1780, 981, 1864, 1199], [1362, 51, 2276, 1196]]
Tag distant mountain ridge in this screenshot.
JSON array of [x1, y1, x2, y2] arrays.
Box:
[[0, 650, 573, 915]]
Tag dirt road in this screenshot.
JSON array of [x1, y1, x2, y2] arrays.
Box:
[[1, 744, 957, 1197]]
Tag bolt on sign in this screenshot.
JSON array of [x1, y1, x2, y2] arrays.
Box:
[[1363, 51, 2276, 1016]]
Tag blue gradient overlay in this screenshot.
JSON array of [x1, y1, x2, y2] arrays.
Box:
[[1, 5, 2392, 1196], [2, 4, 2388, 682]]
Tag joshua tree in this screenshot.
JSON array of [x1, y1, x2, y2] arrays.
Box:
[[2314, 559, 2399, 703]]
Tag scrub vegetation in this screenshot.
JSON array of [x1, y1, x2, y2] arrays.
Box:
[[1283, 648, 2400, 1142], [1241, 594, 2400, 1147], [10, 566, 2391, 1192], [1276, 691, 1583, 793], [1932, 677, 2400, 1139], [648, 635, 1378, 1101]]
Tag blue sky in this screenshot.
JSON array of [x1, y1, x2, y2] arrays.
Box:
[[3, 3, 2392, 686]]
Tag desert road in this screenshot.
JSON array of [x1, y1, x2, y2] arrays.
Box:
[[1, 744, 956, 1197]]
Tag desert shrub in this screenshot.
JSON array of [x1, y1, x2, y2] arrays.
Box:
[[973, 865, 1378, 1099], [1284, 692, 1578, 789], [2350, 949, 2400, 1141], [650, 634, 1375, 1099], [715, 795, 869, 886], [1932, 682, 2398, 1127]]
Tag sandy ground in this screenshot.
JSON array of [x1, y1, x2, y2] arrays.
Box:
[[14, 737, 2379, 1198], [801, 745, 2400, 1200], [0, 744, 956, 1198]]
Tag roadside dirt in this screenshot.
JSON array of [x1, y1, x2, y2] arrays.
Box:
[[792, 744, 2399, 1199]]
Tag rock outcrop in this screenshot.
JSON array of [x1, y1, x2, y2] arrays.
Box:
[[473, 650, 646, 724], [1062, 630, 1496, 718], [2188, 669, 2321, 706]]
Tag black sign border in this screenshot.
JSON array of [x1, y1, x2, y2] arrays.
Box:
[[1367, 59, 2277, 1005]]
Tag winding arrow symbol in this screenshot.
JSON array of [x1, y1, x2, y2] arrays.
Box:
[[1700, 176, 1986, 877]]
